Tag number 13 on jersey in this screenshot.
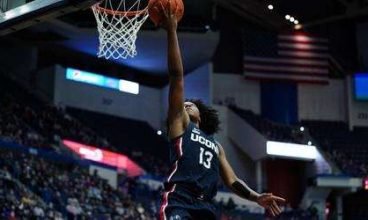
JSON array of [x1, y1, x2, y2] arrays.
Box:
[[199, 147, 213, 169]]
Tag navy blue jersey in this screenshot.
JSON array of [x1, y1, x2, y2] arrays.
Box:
[[164, 122, 220, 200]]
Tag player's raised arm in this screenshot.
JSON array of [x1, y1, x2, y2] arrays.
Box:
[[160, 0, 189, 138], [218, 144, 286, 217]]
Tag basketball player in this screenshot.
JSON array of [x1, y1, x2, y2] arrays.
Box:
[[157, 1, 286, 219]]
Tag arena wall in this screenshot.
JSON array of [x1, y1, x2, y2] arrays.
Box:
[[212, 73, 261, 114], [347, 76, 368, 128], [52, 65, 162, 128], [356, 22, 368, 70], [298, 79, 347, 122]]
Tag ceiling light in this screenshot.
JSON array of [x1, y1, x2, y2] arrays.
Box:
[[294, 20, 299, 24], [268, 4, 274, 10], [290, 17, 295, 22], [285, 15, 291, 20]]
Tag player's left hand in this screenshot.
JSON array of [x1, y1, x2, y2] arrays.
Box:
[[256, 193, 286, 217]]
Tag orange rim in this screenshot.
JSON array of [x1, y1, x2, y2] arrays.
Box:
[[93, 2, 148, 17]]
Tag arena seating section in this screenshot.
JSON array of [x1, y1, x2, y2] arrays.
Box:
[[0, 74, 169, 175], [230, 106, 304, 144], [301, 121, 368, 177], [66, 107, 170, 178], [230, 106, 368, 177], [0, 147, 158, 218], [0, 74, 162, 218], [231, 106, 368, 219]]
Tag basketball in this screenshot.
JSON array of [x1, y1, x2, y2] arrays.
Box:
[[148, 0, 184, 26]]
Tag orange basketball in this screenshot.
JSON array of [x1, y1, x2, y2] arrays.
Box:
[[148, 0, 184, 26]]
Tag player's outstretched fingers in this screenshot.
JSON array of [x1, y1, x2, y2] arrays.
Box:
[[272, 203, 281, 215], [271, 203, 280, 215], [273, 200, 282, 214], [167, 0, 172, 15], [173, 1, 179, 15], [268, 205, 276, 217], [160, 2, 168, 18], [272, 195, 286, 203]]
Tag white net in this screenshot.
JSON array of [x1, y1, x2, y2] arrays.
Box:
[[91, 0, 149, 60]]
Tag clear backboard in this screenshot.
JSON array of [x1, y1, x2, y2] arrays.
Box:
[[0, 0, 98, 36]]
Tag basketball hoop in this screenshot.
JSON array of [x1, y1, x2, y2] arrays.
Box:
[[91, 0, 149, 60]]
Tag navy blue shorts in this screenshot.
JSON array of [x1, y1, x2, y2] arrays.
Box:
[[159, 184, 217, 220]]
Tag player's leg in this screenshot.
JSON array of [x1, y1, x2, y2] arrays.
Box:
[[159, 185, 194, 220], [161, 206, 192, 220]]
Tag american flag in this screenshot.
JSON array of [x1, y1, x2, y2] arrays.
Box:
[[243, 32, 330, 84]]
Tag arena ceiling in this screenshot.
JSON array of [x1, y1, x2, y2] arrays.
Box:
[[3, 0, 368, 87], [215, 0, 368, 30]]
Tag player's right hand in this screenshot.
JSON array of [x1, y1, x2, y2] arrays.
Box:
[[158, 0, 178, 31], [256, 193, 286, 217]]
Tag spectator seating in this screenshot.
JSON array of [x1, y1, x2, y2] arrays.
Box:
[[0, 74, 169, 176], [230, 106, 304, 144], [66, 107, 170, 176], [0, 147, 155, 219], [302, 120, 368, 177]]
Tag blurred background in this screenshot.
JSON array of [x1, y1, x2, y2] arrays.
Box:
[[0, 0, 367, 219]]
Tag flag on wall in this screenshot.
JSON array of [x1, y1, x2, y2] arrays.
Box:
[[243, 31, 329, 84]]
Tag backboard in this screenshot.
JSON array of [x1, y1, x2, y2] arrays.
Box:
[[0, 0, 98, 36]]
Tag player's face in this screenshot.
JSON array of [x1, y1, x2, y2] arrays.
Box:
[[184, 102, 200, 121]]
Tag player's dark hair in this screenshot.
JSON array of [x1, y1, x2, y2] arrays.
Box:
[[186, 99, 220, 135]]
